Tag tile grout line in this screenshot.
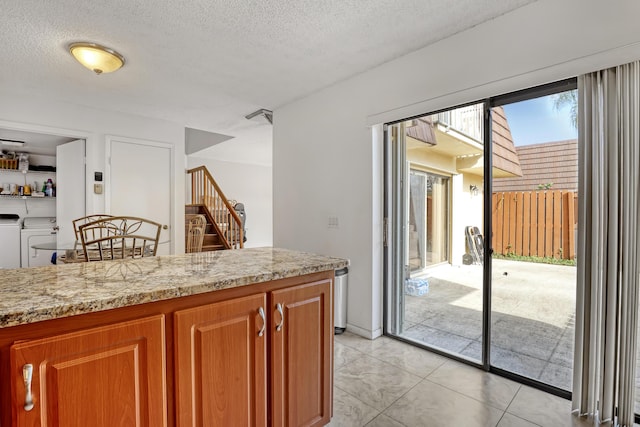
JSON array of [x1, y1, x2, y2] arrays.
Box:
[[500, 386, 545, 427], [417, 375, 515, 414], [374, 376, 426, 426], [364, 342, 449, 377], [364, 413, 410, 427], [331, 383, 385, 427]]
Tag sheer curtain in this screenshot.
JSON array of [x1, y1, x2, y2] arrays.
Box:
[[572, 61, 640, 427]]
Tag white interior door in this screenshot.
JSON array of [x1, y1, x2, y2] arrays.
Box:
[[106, 137, 173, 255], [56, 139, 86, 245]]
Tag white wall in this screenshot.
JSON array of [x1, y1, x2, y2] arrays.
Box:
[[273, 0, 640, 338], [0, 94, 186, 253], [187, 156, 273, 248]]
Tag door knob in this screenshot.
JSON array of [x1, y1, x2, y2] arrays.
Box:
[[162, 225, 168, 230]]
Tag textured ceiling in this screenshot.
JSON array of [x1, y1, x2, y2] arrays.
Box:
[[1, 0, 534, 138]]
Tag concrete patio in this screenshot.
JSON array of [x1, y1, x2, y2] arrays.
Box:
[[402, 259, 576, 390]]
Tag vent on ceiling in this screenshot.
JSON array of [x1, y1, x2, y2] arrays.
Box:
[[245, 109, 273, 125]]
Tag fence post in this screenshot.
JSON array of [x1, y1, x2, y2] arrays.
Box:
[[535, 192, 544, 257], [552, 191, 562, 259], [528, 192, 537, 257], [564, 192, 576, 260], [515, 192, 524, 256], [492, 193, 499, 255], [507, 193, 517, 255]]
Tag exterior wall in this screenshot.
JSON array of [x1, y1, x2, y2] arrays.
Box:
[[406, 154, 483, 268], [273, 0, 640, 338], [459, 174, 484, 265], [407, 149, 455, 175]]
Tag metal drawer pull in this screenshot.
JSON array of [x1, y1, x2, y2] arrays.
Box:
[[258, 307, 266, 337], [23, 364, 34, 411], [275, 303, 284, 332]]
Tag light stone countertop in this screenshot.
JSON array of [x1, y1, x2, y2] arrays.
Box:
[[0, 247, 348, 329]]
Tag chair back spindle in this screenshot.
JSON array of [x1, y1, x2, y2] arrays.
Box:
[[79, 216, 162, 261], [185, 214, 206, 253]]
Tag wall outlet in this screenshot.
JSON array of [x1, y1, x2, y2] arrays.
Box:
[[94, 183, 103, 194], [328, 216, 339, 229]]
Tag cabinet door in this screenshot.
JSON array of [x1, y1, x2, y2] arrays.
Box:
[[174, 293, 267, 427], [271, 279, 333, 427], [10, 315, 167, 427]]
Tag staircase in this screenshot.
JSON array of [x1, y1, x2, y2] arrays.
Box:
[[186, 166, 244, 251]]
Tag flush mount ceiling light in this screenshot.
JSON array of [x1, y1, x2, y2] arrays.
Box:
[[68, 42, 125, 75]]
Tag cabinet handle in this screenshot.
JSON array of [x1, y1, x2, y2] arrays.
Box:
[[258, 307, 266, 337], [23, 364, 34, 411], [275, 303, 284, 332]]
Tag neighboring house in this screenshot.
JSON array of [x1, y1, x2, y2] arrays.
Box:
[[493, 140, 578, 192], [405, 105, 522, 270]]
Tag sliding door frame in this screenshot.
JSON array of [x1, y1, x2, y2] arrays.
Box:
[[383, 77, 578, 400]]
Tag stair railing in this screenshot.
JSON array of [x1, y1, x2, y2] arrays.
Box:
[[187, 166, 244, 249]]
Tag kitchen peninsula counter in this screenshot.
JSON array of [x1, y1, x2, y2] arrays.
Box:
[[0, 247, 348, 328], [0, 247, 346, 426]]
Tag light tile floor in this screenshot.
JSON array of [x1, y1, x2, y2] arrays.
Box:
[[330, 332, 596, 427]]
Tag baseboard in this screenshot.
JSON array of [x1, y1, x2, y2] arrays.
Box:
[[345, 323, 383, 339]]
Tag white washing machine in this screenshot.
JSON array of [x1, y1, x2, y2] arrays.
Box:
[[21, 217, 57, 268], [0, 214, 21, 269]]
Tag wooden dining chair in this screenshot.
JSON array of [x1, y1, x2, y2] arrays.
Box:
[[72, 214, 114, 240], [56, 214, 117, 262], [78, 216, 162, 261], [185, 214, 206, 253]]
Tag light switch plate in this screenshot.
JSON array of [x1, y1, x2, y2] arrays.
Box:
[[94, 183, 103, 194]]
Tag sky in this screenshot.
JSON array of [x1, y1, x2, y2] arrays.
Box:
[[502, 92, 577, 146]]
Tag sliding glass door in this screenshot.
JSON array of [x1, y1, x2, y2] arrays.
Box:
[[385, 103, 486, 363], [490, 89, 577, 392], [384, 80, 578, 395]]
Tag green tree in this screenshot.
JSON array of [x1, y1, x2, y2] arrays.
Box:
[[552, 89, 578, 129]]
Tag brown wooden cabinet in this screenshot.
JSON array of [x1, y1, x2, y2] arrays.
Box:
[[9, 315, 167, 427], [174, 279, 333, 427], [2, 271, 334, 427], [270, 279, 333, 427], [174, 293, 268, 427]]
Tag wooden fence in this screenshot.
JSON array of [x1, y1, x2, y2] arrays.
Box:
[[492, 191, 577, 260]]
